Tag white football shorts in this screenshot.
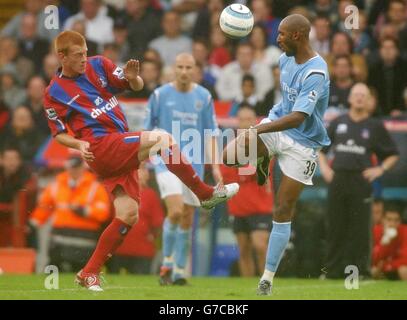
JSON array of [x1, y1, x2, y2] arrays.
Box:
[[257, 118, 320, 185], [155, 171, 201, 207]]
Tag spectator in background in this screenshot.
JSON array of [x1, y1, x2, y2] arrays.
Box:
[[0, 106, 46, 165], [319, 83, 399, 279], [29, 156, 111, 272], [349, 10, 372, 55], [329, 55, 354, 111], [41, 53, 60, 84], [221, 105, 274, 276], [0, 37, 34, 86], [64, 0, 114, 47], [208, 26, 232, 68], [326, 31, 368, 82], [1, 0, 59, 41], [386, 0, 407, 33], [334, 0, 355, 34], [102, 43, 122, 66], [143, 48, 163, 71], [216, 43, 273, 102], [251, 0, 281, 46], [112, 18, 131, 63], [192, 39, 218, 87], [372, 201, 407, 280], [249, 23, 282, 68], [69, 19, 99, 56], [108, 166, 164, 274], [228, 74, 259, 117], [159, 65, 176, 84], [125, 59, 161, 98], [258, 64, 281, 117], [0, 147, 31, 247], [149, 11, 193, 67], [18, 14, 50, 73], [310, 15, 332, 57], [158, 0, 205, 34], [193, 62, 218, 100], [368, 37, 407, 117], [25, 76, 50, 136], [124, 0, 162, 59], [307, 0, 338, 22], [0, 66, 27, 110], [192, 0, 225, 41]]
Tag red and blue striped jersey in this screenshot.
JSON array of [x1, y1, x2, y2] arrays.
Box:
[[43, 56, 131, 139]]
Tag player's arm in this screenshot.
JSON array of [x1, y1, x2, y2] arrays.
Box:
[[55, 133, 95, 162], [123, 59, 144, 91], [254, 111, 307, 134], [256, 72, 326, 134]]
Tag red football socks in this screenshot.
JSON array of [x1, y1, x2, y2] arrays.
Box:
[[83, 218, 131, 274], [161, 144, 214, 201]]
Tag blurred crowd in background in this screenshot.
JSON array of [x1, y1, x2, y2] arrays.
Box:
[[0, 0, 406, 279]]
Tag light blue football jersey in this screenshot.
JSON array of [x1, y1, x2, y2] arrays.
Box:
[[144, 83, 219, 178], [268, 53, 331, 148]]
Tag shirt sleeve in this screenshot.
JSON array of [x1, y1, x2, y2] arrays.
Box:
[[43, 91, 68, 137], [100, 56, 130, 93], [292, 72, 326, 116], [143, 90, 159, 130], [372, 120, 399, 161]]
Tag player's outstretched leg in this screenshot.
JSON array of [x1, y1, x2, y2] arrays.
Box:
[[76, 188, 138, 291], [139, 131, 239, 209], [222, 126, 271, 186], [257, 175, 304, 295]]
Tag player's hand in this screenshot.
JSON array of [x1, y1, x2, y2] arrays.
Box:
[[363, 166, 384, 182], [78, 140, 95, 162], [123, 59, 140, 81], [212, 164, 223, 184]]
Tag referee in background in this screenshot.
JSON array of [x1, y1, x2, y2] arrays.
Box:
[[319, 83, 399, 279]]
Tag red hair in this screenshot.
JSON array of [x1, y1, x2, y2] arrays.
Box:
[[54, 30, 86, 55]]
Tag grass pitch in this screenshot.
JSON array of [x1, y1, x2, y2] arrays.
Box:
[[0, 274, 406, 300]]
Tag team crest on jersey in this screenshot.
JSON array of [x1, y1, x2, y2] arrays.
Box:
[[361, 128, 370, 139], [336, 123, 347, 134], [46, 108, 57, 120], [94, 96, 103, 106], [98, 77, 107, 88], [195, 100, 204, 111]]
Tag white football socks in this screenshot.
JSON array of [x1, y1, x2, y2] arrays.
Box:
[[261, 270, 275, 283]]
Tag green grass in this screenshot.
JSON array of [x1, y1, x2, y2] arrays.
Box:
[[0, 274, 406, 300]]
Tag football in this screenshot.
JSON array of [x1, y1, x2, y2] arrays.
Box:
[[219, 3, 254, 39]]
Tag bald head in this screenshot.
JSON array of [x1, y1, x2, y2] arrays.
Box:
[[174, 53, 196, 90], [175, 53, 195, 65], [280, 14, 311, 38], [348, 82, 371, 112], [277, 14, 312, 57]]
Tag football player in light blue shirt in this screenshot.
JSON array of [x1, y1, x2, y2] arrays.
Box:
[[144, 53, 222, 285], [223, 14, 331, 295]]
